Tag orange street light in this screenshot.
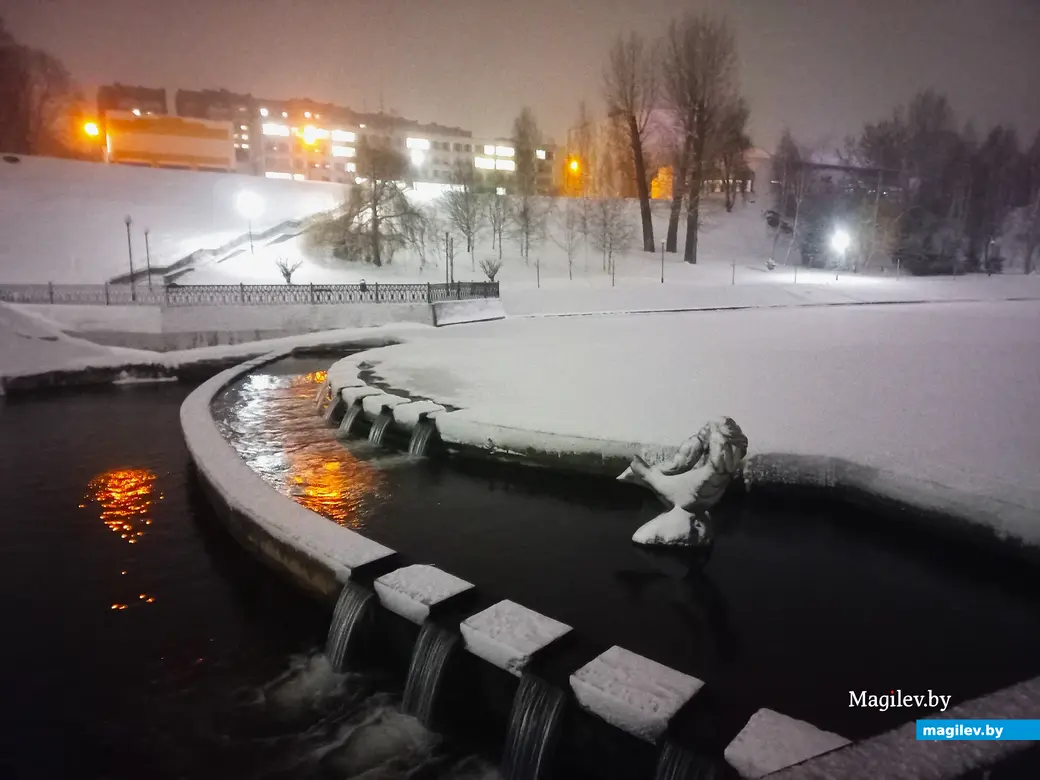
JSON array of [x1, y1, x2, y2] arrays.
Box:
[[83, 121, 100, 138], [569, 158, 580, 173]]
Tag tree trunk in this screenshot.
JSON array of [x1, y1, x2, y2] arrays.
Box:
[[666, 136, 691, 253], [370, 189, 381, 267], [628, 115, 655, 252], [684, 137, 706, 264]]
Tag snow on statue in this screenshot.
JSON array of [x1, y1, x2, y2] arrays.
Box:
[[618, 417, 748, 547]]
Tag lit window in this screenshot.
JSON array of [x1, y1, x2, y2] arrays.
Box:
[[496, 146, 515, 157], [300, 125, 329, 144], [495, 159, 516, 171], [483, 144, 495, 155], [347, 162, 357, 172], [293, 173, 306, 181], [304, 111, 312, 118], [496, 187, 506, 195], [474, 157, 495, 170], [331, 129, 356, 143], [536, 149, 546, 160], [240, 124, 248, 130], [241, 143, 249, 149], [315, 113, 321, 119], [260, 108, 269, 117], [264, 171, 291, 179], [332, 145, 356, 158], [282, 111, 288, 118], [262, 123, 290, 137], [359, 123, 366, 128], [406, 137, 431, 150], [241, 133, 248, 140]]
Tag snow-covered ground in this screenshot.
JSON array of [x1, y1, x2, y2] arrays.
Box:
[[0, 300, 427, 390], [331, 301, 1040, 544], [0, 156, 341, 283]]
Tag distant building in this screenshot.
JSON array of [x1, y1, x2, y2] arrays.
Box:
[[103, 111, 235, 172], [97, 84, 168, 116], [96, 83, 559, 192]]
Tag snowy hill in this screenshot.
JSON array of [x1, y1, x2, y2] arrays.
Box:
[[0, 156, 342, 284]]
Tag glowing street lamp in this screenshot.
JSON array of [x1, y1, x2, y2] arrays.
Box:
[[83, 121, 100, 138], [831, 228, 851, 279], [410, 149, 425, 167], [236, 190, 265, 255], [569, 158, 580, 173]]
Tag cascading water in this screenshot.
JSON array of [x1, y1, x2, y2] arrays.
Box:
[[314, 382, 330, 410], [501, 674, 566, 780], [654, 742, 710, 780], [368, 414, 393, 444], [323, 396, 343, 424], [325, 582, 375, 673], [408, 420, 436, 456], [338, 404, 365, 438], [401, 623, 459, 727]]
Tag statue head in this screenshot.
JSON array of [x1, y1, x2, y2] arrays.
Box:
[[704, 417, 748, 475]]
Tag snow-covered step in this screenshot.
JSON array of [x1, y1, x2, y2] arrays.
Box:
[[373, 564, 473, 624], [569, 645, 703, 743], [460, 600, 571, 676], [341, 385, 384, 406], [393, 400, 446, 429], [724, 708, 850, 779], [361, 392, 411, 419]]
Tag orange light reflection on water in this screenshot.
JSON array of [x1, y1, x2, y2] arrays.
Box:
[[84, 468, 161, 544]]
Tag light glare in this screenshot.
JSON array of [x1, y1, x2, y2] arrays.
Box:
[[831, 228, 851, 253]]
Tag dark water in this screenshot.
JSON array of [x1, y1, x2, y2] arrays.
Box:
[[0, 380, 497, 780], [215, 358, 1040, 745]]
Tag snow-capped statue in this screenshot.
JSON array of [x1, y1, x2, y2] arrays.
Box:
[[618, 417, 748, 547]]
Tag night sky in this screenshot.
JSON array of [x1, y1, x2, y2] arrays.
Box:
[[5, 0, 1039, 149]]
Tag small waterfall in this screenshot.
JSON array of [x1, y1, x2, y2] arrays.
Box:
[[401, 623, 459, 727], [501, 674, 566, 780], [654, 742, 708, 780], [368, 413, 393, 444], [408, 420, 436, 456], [325, 583, 375, 673], [338, 404, 365, 438], [323, 396, 343, 424], [314, 382, 330, 410]]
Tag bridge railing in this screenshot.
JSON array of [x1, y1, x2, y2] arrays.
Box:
[[0, 281, 499, 306]]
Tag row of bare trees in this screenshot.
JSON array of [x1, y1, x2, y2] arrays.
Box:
[[600, 13, 750, 265], [0, 16, 79, 156], [773, 90, 1040, 274]]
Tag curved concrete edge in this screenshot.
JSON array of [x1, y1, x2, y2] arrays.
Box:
[[180, 350, 395, 596], [763, 675, 1040, 780]]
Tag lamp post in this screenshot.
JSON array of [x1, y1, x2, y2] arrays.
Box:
[[235, 190, 265, 255], [124, 215, 135, 301], [143, 228, 153, 289], [660, 239, 665, 283]]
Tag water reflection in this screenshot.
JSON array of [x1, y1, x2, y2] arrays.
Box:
[[83, 467, 161, 545], [214, 372, 383, 529]]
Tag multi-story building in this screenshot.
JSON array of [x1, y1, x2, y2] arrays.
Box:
[[95, 84, 561, 193], [97, 84, 169, 116]]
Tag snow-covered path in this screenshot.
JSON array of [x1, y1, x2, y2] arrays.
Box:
[[342, 301, 1040, 542]]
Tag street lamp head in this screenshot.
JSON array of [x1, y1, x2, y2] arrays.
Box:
[[124, 215, 132, 226], [83, 121, 100, 138], [830, 228, 851, 253], [236, 190, 264, 220]]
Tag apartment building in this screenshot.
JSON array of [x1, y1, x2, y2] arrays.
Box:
[[95, 84, 560, 193]]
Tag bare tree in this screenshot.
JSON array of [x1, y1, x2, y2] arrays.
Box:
[[590, 196, 634, 283], [782, 165, 810, 266], [512, 106, 542, 198], [509, 193, 551, 265], [274, 256, 304, 284], [604, 33, 657, 252], [661, 14, 738, 263], [484, 187, 509, 261], [441, 162, 486, 270], [552, 198, 582, 280], [0, 18, 73, 155], [307, 147, 420, 267], [479, 257, 503, 282], [717, 98, 751, 212]]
